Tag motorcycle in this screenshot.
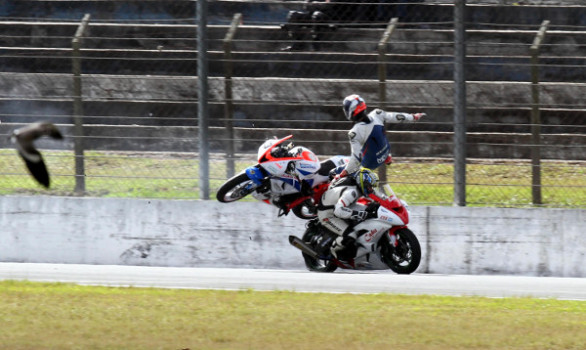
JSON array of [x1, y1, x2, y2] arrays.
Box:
[[288, 184, 421, 274], [216, 135, 348, 219]]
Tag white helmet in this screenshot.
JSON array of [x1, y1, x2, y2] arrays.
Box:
[[342, 94, 367, 122]]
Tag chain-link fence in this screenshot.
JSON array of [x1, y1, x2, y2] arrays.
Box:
[[0, 0, 584, 208]]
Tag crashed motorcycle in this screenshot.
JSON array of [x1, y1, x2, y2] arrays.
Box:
[[289, 184, 421, 274], [216, 135, 348, 219]]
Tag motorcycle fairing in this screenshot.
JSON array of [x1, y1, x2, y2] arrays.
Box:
[[245, 165, 266, 185], [368, 188, 409, 225], [257, 135, 320, 178], [348, 225, 398, 270], [372, 206, 407, 226], [257, 135, 294, 163], [260, 150, 319, 178], [275, 174, 311, 192]]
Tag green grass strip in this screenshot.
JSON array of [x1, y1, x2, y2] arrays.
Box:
[[1, 150, 584, 207], [0, 280, 584, 349]]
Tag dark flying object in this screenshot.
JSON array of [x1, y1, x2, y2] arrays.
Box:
[[10, 122, 64, 188]]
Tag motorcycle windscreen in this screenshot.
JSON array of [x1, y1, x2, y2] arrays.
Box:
[[257, 135, 293, 162]]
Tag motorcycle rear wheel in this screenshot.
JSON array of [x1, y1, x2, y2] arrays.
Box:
[[301, 225, 337, 273], [216, 173, 255, 203], [380, 228, 421, 274]]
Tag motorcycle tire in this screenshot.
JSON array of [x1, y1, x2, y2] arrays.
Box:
[[216, 172, 254, 203], [301, 224, 337, 273], [380, 228, 421, 275]]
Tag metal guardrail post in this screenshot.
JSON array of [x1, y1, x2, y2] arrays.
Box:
[[223, 13, 242, 179], [71, 13, 90, 195], [529, 20, 549, 206], [453, 0, 467, 206], [377, 17, 398, 187], [197, 0, 210, 200]]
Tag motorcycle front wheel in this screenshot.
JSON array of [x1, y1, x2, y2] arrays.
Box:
[[301, 224, 337, 273], [216, 172, 255, 203], [380, 228, 421, 275]]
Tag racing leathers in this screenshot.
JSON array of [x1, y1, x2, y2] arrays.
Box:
[[343, 109, 424, 175], [317, 177, 377, 260]]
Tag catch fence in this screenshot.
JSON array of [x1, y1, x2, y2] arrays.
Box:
[[0, 0, 584, 208]]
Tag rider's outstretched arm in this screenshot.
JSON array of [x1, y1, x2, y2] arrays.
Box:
[[375, 109, 426, 124]]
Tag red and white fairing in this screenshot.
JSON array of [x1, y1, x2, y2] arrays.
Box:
[[368, 185, 410, 226], [257, 135, 320, 180], [349, 185, 412, 269]]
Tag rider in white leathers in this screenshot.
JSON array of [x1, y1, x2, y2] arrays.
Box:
[[317, 168, 380, 261], [336, 94, 426, 178]]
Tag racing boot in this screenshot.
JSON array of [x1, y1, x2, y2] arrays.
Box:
[[330, 230, 357, 262]]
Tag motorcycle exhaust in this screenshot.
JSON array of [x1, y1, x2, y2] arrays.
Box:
[[288, 235, 320, 260]]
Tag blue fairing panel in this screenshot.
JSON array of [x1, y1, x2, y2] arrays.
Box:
[[245, 166, 265, 185]]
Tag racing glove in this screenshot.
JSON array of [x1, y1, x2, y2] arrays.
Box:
[[332, 169, 349, 182], [350, 210, 368, 221], [365, 201, 380, 218], [413, 113, 426, 121]]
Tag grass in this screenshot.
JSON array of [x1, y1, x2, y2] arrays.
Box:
[[0, 149, 584, 208], [0, 280, 584, 350]]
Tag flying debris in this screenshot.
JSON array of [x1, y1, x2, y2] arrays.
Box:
[[10, 122, 64, 188]]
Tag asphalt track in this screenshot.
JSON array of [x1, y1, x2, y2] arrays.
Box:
[[0, 263, 585, 300]]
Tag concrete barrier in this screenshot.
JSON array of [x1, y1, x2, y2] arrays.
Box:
[[1, 196, 584, 277]]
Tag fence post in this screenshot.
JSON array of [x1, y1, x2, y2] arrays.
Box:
[[71, 13, 90, 195], [223, 13, 242, 179], [377, 17, 398, 186], [197, 0, 210, 199], [453, 0, 467, 206], [529, 20, 549, 206]]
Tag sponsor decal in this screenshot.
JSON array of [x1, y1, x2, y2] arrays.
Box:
[[266, 165, 278, 173], [261, 142, 272, 150], [375, 145, 389, 156], [299, 163, 317, 169], [364, 228, 378, 242], [396, 114, 406, 121], [377, 154, 387, 164]]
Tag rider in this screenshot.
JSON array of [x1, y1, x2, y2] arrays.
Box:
[[335, 94, 426, 179], [317, 167, 380, 261]]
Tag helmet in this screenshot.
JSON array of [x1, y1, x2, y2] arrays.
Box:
[[342, 94, 367, 122], [355, 168, 378, 195]]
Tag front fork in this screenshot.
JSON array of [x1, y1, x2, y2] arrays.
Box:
[[232, 165, 267, 198], [387, 226, 407, 247]]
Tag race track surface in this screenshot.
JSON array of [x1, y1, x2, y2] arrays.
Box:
[[1, 263, 585, 300]]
